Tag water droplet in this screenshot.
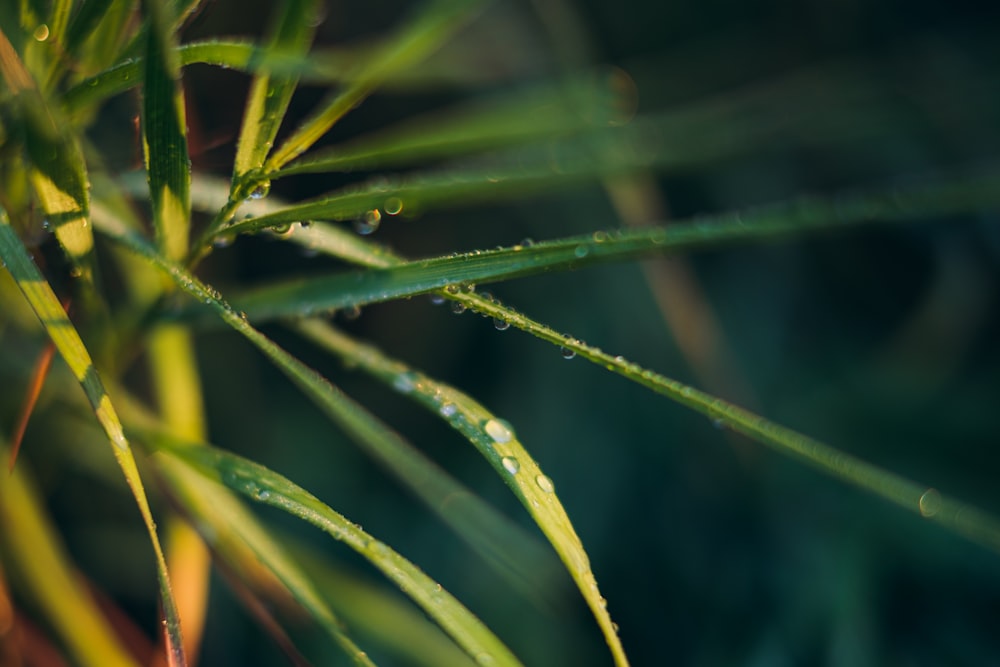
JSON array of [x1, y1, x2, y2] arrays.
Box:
[[919, 488, 942, 518], [475, 652, 496, 666], [592, 230, 609, 243], [560, 347, 576, 360], [444, 284, 459, 295], [384, 197, 404, 215], [341, 304, 362, 320], [711, 418, 726, 430], [535, 474, 555, 493], [249, 181, 271, 200], [429, 294, 446, 305], [440, 402, 458, 417], [484, 418, 513, 444], [32, 24, 49, 41], [451, 302, 466, 314], [393, 372, 418, 393], [271, 222, 293, 237], [520, 237, 535, 247], [493, 318, 510, 331], [574, 245, 589, 258], [353, 209, 382, 235], [256, 488, 271, 501], [501, 456, 520, 474], [213, 233, 235, 248]]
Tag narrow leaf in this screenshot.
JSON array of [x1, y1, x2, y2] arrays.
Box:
[[0, 438, 139, 667], [215, 167, 1000, 323], [232, 0, 319, 181], [0, 26, 96, 284], [0, 211, 187, 667], [274, 68, 635, 175], [141, 0, 190, 261]]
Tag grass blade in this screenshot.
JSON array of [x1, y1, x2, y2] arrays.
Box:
[[0, 27, 96, 284], [141, 0, 190, 262], [274, 68, 635, 175], [0, 211, 187, 667], [263, 0, 489, 173], [165, 443, 525, 667], [231, 0, 318, 183], [450, 289, 1000, 555], [293, 319, 630, 667], [212, 167, 1000, 323], [0, 438, 139, 667]]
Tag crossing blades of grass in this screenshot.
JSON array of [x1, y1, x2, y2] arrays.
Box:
[[92, 211, 539, 666], [293, 319, 630, 667], [209, 166, 1000, 323], [0, 211, 187, 667], [139, 433, 377, 667], [451, 290, 1000, 555], [161, 442, 524, 667], [231, 0, 318, 186], [0, 437, 139, 667], [262, 0, 490, 174]]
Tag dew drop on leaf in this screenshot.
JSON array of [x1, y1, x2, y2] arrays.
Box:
[[535, 473, 555, 493], [501, 456, 520, 474], [353, 209, 381, 235], [484, 418, 513, 444], [248, 181, 271, 200]]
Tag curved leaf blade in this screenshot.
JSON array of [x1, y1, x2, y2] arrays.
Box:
[[141, 0, 190, 262], [0, 211, 187, 667]]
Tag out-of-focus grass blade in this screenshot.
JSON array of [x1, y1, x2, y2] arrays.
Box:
[[0, 437, 139, 667], [0, 27, 97, 284], [294, 320, 629, 667], [274, 68, 635, 175], [289, 540, 481, 667], [142, 435, 377, 667], [449, 290, 1000, 556], [215, 167, 1000, 323], [0, 211, 187, 667], [140, 0, 190, 262], [93, 206, 567, 619], [165, 443, 524, 667], [263, 0, 489, 173], [227, 129, 651, 239], [232, 0, 318, 185]]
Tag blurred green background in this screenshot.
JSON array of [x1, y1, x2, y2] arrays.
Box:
[[15, 0, 1000, 665]]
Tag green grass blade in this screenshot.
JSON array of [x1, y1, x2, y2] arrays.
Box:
[[263, 0, 489, 173], [165, 443, 524, 667], [141, 0, 190, 262], [293, 319, 629, 667], [0, 437, 140, 667], [0, 27, 97, 284], [449, 289, 1000, 555], [232, 0, 318, 183], [274, 69, 635, 175], [0, 211, 187, 667], [213, 167, 1000, 322], [289, 539, 481, 667]]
